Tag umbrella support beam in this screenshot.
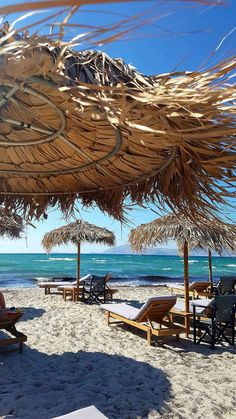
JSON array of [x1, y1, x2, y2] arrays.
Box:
[[208, 249, 213, 290], [184, 240, 190, 337], [76, 242, 81, 289]]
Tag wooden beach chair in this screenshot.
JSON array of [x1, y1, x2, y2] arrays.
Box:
[[169, 281, 213, 299], [0, 310, 27, 353], [104, 273, 118, 301], [100, 296, 184, 345]]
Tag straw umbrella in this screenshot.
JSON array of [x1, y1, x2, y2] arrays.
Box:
[[0, 207, 24, 238], [0, 23, 235, 221], [129, 213, 236, 314], [42, 220, 115, 286]]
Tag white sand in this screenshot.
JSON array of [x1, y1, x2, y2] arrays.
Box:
[[1, 287, 235, 419]]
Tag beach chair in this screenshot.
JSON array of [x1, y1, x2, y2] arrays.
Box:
[[170, 298, 213, 337], [52, 405, 108, 419], [100, 296, 184, 345], [83, 274, 108, 304], [104, 273, 118, 300], [214, 276, 236, 295], [0, 310, 27, 353], [193, 295, 236, 349], [169, 281, 213, 299]]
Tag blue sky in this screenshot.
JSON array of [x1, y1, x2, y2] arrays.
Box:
[[0, 0, 236, 253]]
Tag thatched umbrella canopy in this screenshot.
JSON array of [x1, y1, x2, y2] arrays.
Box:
[[129, 213, 236, 313], [0, 207, 24, 238], [42, 220, 115, 285], [0, 21, 235, 220]]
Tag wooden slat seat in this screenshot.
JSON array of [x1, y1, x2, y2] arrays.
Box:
[[100, 296, 184, 345]]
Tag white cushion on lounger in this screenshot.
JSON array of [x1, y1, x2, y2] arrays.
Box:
[[52, 405, 108, 419], [101, 303, 140, 320], [39, 281, 72, 287], [173, 299, 212, 314], [72, 274, 91, 285], [101, 296, 177, 321]]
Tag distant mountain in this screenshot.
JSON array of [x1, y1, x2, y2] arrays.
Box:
[[103, 244, 234, 256], [103, 244, 178, 255]]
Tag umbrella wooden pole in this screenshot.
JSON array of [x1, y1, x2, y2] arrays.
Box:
[[208, 249, 213, 291], [183, 240, 190, 336], [76, 241, 81, 287]]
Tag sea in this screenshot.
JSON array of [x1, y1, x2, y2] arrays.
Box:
[[0, 253, 236, 289]]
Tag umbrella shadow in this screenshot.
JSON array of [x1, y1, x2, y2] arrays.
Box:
[[1, 348, 171, 419], [158, 334, 236, 355], [19, 307, 46, 322]]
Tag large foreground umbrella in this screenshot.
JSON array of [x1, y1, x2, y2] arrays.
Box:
[[0, 23, 235, 220], [0, 207, 24, 238], [129, 213, 236, 313], [42, 220, 115, 286]]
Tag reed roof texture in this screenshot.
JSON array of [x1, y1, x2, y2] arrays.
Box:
[[0, 207, 24, 238], [42, 219, 115, 252], [0, 19, 236, 220], [129, 213, 236, 256]]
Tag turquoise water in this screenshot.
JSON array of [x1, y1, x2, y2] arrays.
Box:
[[0, 253, 236, 288]]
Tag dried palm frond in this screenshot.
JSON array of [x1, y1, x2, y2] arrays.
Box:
[[0, 207, 24, 238], [129, 213, 236, 255], [0, 1, 235, 221], [42, 219, 115, 251]]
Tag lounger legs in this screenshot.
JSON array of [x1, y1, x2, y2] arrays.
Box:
[[147, 329, 152, 345], [107, 312, 110, 326]]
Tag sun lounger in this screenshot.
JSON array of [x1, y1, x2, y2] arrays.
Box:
[[39, 281, 77, 295], [0, 310, 27, 353], [100, 296, 184, 345], [169, 281, 213, 299], [39, 274, 91, 299], [52, 405, 108, 419]]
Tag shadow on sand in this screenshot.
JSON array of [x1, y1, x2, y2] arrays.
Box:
[[19, 307, 46, 322], [1, 348, 171, 419]]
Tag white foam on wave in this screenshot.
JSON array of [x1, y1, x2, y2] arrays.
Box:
[[162, 268, 172, 271], [49, 257, 75, 261], [35, 276, 51, 282], [226, 264, 236, 267]]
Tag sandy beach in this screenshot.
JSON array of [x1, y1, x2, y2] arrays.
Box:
[[1, 286, 236, 419]]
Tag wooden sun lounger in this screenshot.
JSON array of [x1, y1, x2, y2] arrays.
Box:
[[0, 311, 27, 353], [101, 296, 184, 346], [169, 281, 213, 299], [39, 281, 76, 295]]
